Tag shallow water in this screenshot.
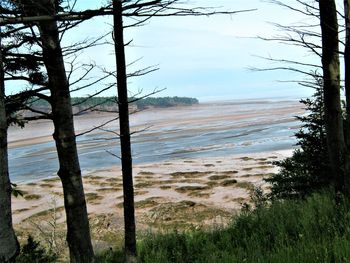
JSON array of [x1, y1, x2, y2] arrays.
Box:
[[8, 100, 303, 183]]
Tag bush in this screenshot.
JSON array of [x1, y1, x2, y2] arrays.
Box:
[[16, 236, 57, 263]]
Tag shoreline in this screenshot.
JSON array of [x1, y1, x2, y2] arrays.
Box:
[[8, 99, 303, 183], [12, 149, 293, 225], [8, 100, 303, 148], [11, 147, 296, 185], [12, 148, 295, 258]]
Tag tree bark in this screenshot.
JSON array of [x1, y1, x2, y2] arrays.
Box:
[[0, 27, 19, 263], [319, 0, 350, 195], [344, 0, 350, 194], [344, 0, 350, 134], [35, 1, 94, 262], [113, 1, 137, 262]]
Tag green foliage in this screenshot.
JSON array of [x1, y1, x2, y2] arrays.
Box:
[[16, 236, 57, 263], [133, 96, 199, 109], [71, 97, 117, 108], [96, 192, 350, 262], [28, 96, 199, 112], [266, 80, 331, 199], [2, 21, 47, 127], [94, 248, 124, 263], [11, 183, 23, 198]]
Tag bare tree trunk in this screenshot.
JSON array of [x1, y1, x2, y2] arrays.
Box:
[[344, 0, 350, 194], [113, 1, 137, 262], [35, 1, 94, 262], [319, 0, 350, 195], [0, 27, 19, 263], [344, 1, 350, 135]]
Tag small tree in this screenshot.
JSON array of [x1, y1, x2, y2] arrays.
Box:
[[266, 76, 331, 199]]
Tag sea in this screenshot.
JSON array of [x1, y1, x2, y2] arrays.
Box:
[[8, 99, 304, 183]]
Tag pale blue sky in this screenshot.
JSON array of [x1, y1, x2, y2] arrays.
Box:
[[9, 0, 324, 101]]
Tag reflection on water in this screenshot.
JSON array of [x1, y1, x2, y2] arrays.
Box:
[[9, 100, 303, 182]]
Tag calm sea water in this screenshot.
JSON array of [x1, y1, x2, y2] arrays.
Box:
[[8, 100, 303, 183]]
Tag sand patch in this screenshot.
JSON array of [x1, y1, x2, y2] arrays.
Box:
[[12, 150, 292, 252]]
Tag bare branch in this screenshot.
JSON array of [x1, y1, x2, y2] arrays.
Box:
[[106, 150, 121, 160], [249, 66, 318, 78], [76, 117, 119, 137]]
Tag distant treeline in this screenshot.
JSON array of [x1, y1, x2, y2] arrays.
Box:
[[132, 96, 199, 109], [27, 96, 199, 113]]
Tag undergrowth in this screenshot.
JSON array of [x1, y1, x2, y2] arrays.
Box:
[[16, 236, 57, 263], [95, 192, 350, 262]]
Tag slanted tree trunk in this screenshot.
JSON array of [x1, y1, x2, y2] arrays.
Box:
[[34, 1, 94, 262], [0, 27, 19, 263], [113, 1, 137, 262], [319, 0, 350, 195]]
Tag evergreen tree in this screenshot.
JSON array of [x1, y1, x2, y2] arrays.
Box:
[[266, 77, 331, 199]]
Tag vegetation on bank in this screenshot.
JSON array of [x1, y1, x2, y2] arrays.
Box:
[[132, 96, 199, 109], [16, 236, 57, 263], [26, 96, 199, 113], [94, 192, 350, 263], [16, 191, 350, 262]]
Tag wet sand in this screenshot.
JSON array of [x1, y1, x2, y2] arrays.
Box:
[[8, 101, 303, 147], [12, 150, 292, 228], [8, 100, 303, 182], [10, 100, 299, 251]]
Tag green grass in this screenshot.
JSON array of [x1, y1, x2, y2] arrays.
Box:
[[95, 192, 350, 263], [235, 181, 254, 189], [174, 185, 210, 193], [138, 171, 155, 176], [23, 194, 42, 200], [221, 179, 238, 186], [170, 171, 209, 178], [208, 175, 230, 181]]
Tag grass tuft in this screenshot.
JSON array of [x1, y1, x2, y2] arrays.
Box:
[[24, 194, 42, 201]]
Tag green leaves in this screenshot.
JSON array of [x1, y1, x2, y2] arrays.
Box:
[[11, 182, 23, 198]]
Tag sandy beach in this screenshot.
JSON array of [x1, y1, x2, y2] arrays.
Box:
[[12, 149, 293, 252], [9, 100, 300, 252]]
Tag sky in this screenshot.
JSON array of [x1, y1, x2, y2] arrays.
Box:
[[9, 0, 324, 101]]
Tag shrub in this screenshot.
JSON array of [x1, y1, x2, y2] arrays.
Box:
[[16, 236, 57, 263]]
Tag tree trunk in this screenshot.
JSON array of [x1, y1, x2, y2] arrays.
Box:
[[0, 27, 19, 263], [35, 1, 94, 262], [319, 0, 350, 195], [344, 0, 350, 194], [344, 0, 350, 134], [113, 1, 137, 262]]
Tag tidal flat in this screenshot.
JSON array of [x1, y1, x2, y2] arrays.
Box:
[[8, 100, 299, 251]]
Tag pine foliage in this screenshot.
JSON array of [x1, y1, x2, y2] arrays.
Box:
[[266, 78, 331, 199]]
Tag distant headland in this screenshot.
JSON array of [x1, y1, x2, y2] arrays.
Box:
[[23, 96, 199, 116]]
